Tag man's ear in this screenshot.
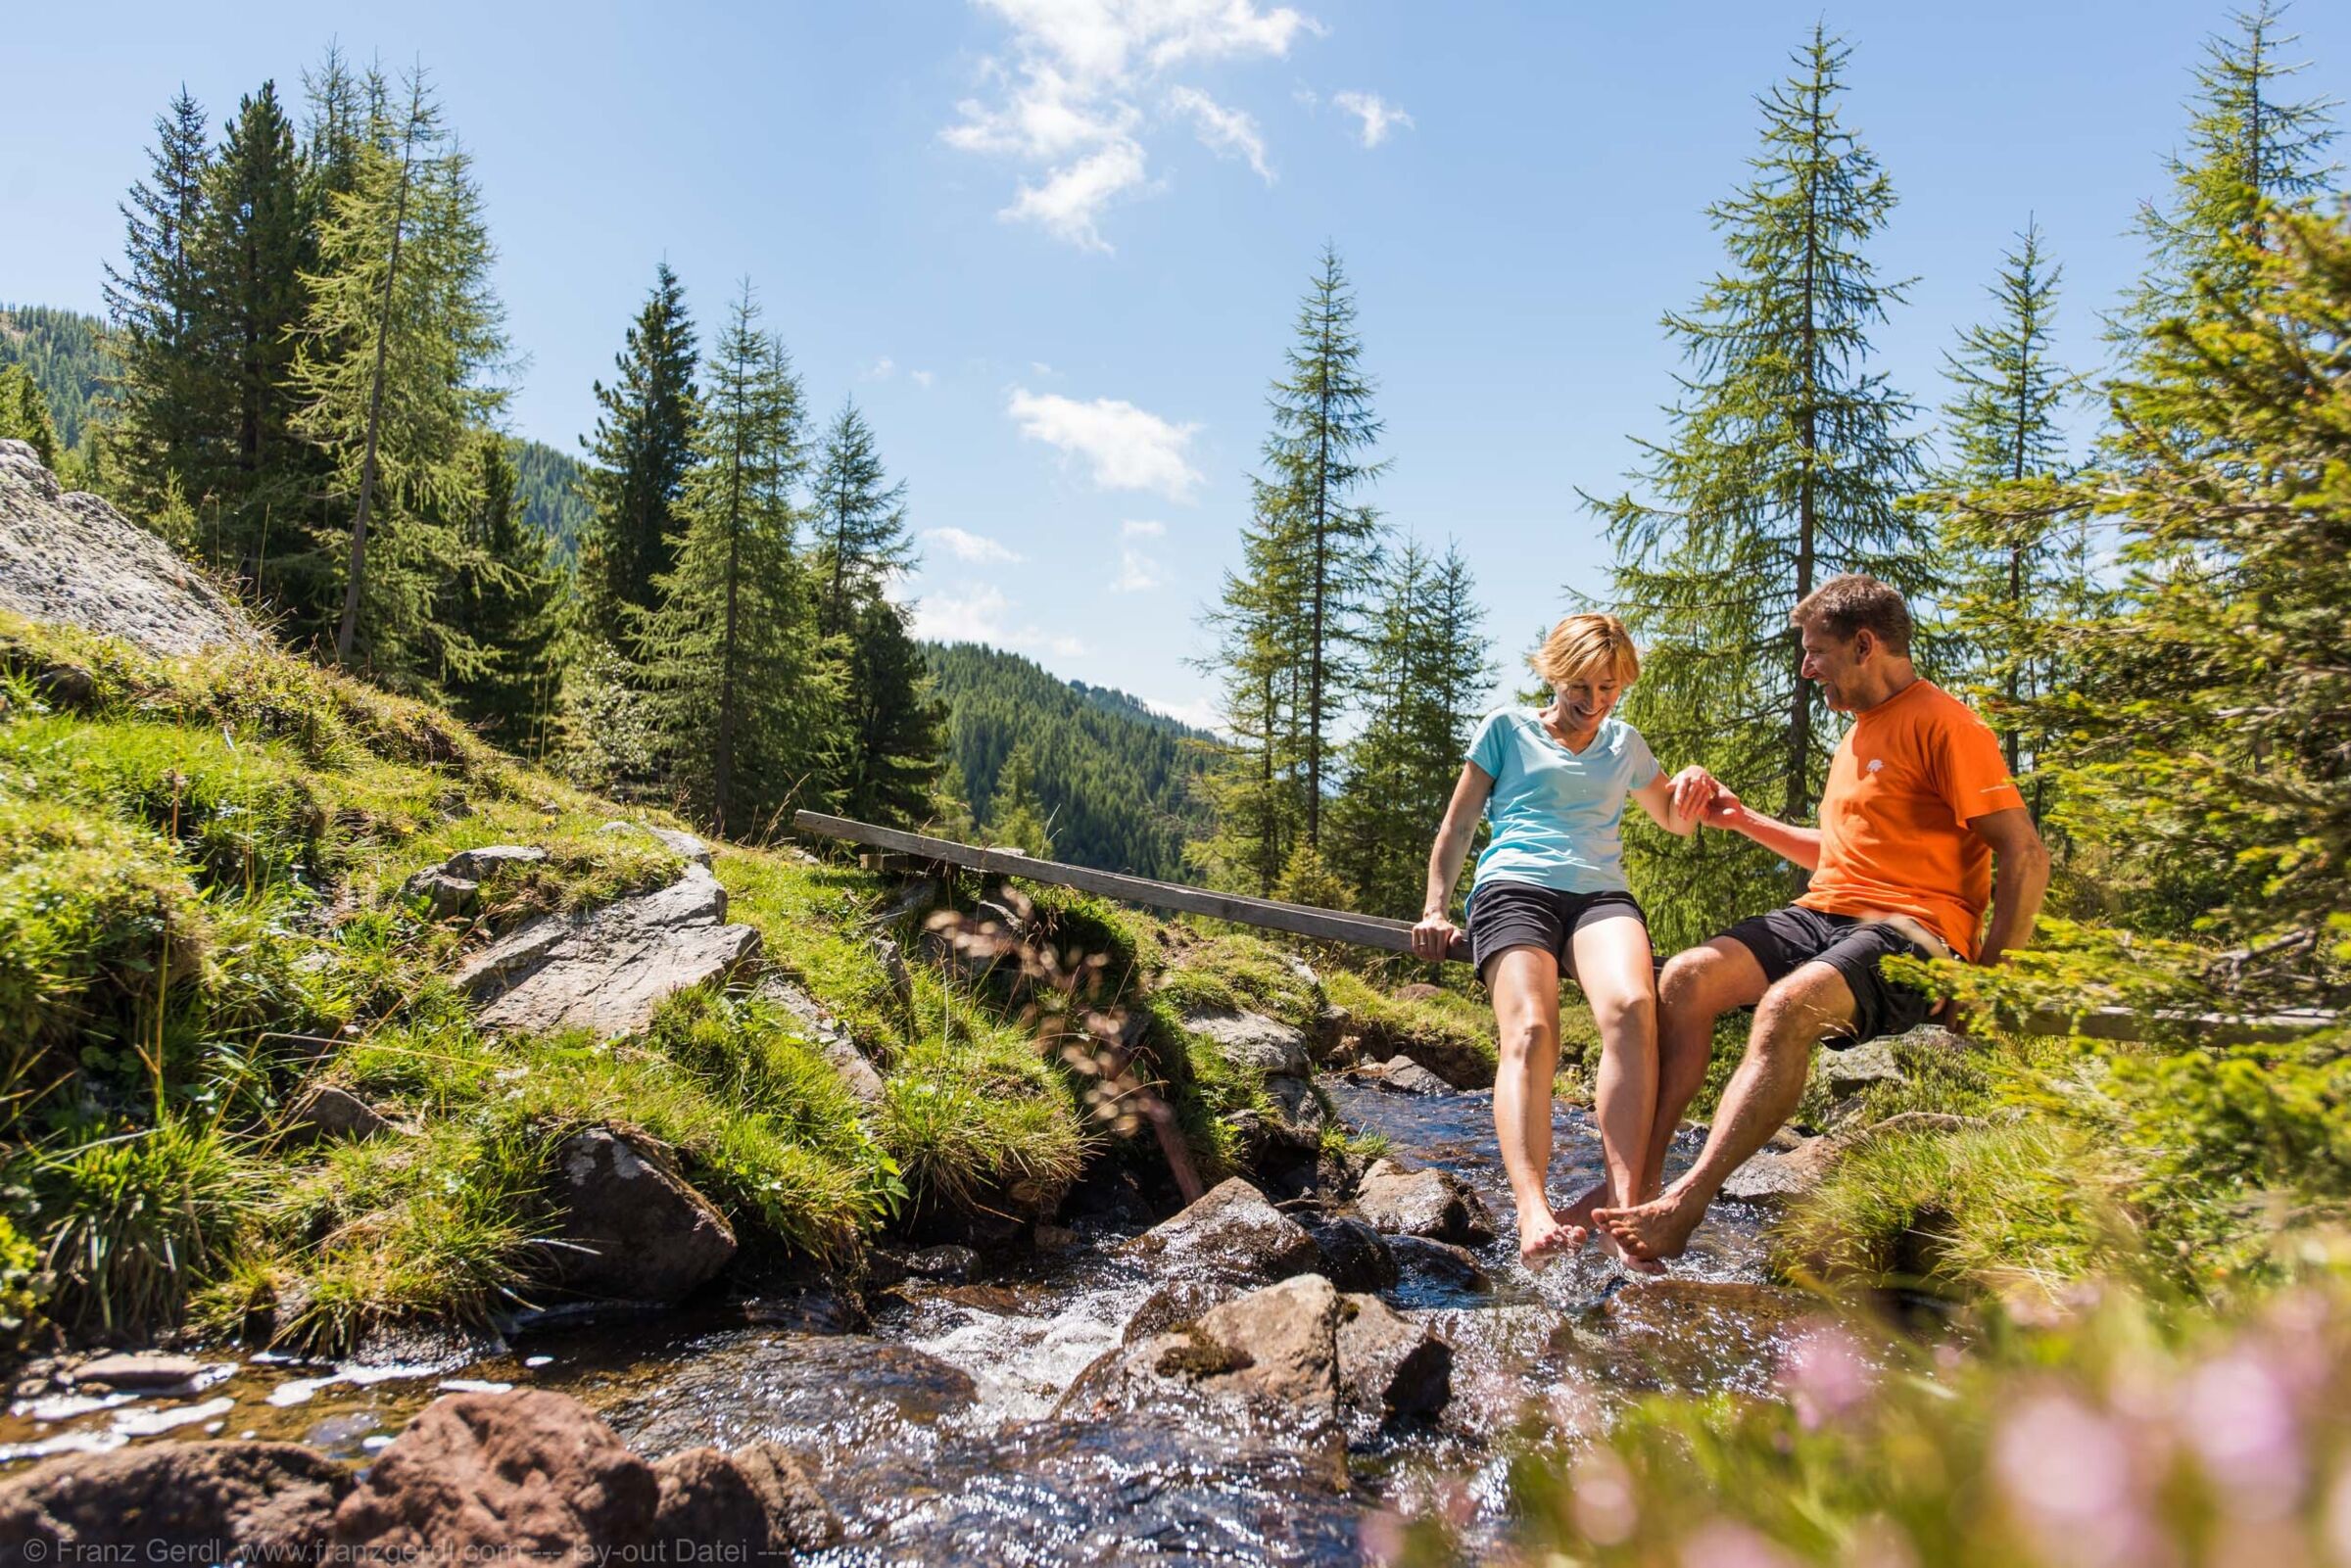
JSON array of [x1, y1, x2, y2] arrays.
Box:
[[1849, 628, 1878, 663]]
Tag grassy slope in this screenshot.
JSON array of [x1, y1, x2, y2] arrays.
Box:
[[0, 611, 1451, 1354]]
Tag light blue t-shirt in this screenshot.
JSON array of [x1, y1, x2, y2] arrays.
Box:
[[1465, 709, 1661, 895]]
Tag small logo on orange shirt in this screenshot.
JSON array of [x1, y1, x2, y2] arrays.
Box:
[[1866, 758, 1885, 774]]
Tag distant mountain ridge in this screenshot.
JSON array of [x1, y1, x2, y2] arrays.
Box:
[[924, 641, 1218, 879]]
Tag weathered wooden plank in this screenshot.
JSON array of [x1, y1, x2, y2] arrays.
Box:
[[791, 811, 2340, 1043], [792, 811, 1475, 962]]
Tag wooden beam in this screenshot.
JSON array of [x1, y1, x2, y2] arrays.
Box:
[[791, 812, 2340, 1045]]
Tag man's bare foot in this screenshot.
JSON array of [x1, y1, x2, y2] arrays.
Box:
[[1561, 1180, 1666, 1273], [1516, 1208, 1585, 1270], [1592, 1184, 1709, 1262]]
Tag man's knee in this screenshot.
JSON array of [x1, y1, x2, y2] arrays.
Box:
[[1752, 969, 1851, 1056]]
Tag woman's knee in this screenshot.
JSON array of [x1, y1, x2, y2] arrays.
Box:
[[1589, 984, 1657, 1041], [1498, 1015, 1558, 1063]]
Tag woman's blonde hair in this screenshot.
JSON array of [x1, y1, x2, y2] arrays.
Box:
[[1531, 612, 1640, 690]]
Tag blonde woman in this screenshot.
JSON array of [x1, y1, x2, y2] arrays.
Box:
[[1411, 614, 1697, 1270]]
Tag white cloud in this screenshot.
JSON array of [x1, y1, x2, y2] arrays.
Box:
[[1143, 693, 1225, 734], [912, 581, 1087, 660], [1332, 89, 1413, 148], [1000, 139, 1150, 252], [1166, 85, 1271, 182], [925, 526, 1024, 565], [945, 0, 1318, 249], [911, 368, 936, 389], [1111, 546, 1163, 592], [865, 356, 896, 379], [1006, 387, 1203, 500], [1122, 518, 1166, 538]]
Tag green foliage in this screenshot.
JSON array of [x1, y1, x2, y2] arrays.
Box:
[[926, 641, 1214, 878], [581, 261, 698, 647], [0, 363, 60, 467], [102, 85, 214, 526], [1593, 25, 1931, 950], [506, 436, 589, 563], [877, 1021, 1085, 1218], [809, 399, 911, 640], [0, 304, 105, 454], [0, 1212, 44, 1352], [985, 741, 1056, 859], [437, 432, 561, 747], [1322, 968, 1499, 1077]]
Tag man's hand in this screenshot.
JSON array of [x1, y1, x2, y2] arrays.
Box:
[[1669, 766, 1744, 830], [1411, 913, 1461, 961]]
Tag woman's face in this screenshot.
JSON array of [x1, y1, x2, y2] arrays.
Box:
[[1556, 669, 1623, 732]]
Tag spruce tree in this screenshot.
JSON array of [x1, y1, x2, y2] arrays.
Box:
[[192, 80, 315, 592], [1329, 538, 1494, 918], [635, 282, 835, 838], [1921, 221, 2094, 802], [289, 67, 511, 682], [1196, 495, 1308, 894], [581, 262, 698, 647], [986, 742, 1056, 859], [439, 432, 561, 747], [102, 85, 213, 524], [835, 590, 943, 828], [0, 366, 60, 468], [810, 399, 912, 638], [1592, 25, 1929, 948]]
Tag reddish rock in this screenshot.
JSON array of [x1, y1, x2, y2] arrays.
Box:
[[650, 1442, 840, 1553], [1127, 1176, 1320, 1286], [1353, 1159, 1498, 1247], [0, 1441, 348, 1557]]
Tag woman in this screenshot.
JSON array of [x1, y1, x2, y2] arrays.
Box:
[[1410, 613, 1696, 1270]]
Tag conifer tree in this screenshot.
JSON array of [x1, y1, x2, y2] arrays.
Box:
[[2118, 1, 2338, 348], [986, 742, 1055, 859], [581, 263, 699, 648], [439, 432, 560, 747], [1329, 538, 1495, 918], [810, 399, 912, 638], [1592, 25, 1929, 948], [0, 366, 60, 469], [835, 590, 943, 828], [1195, 499, 1307, 895], [102, 85, 213, 523], [289, 67, 510, 682], [192, 80, 315, 592], [635, 282, 835, 837], [1921, 222, 2093, 802]]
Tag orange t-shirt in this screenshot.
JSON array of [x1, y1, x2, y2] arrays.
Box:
[[1798, 679, 2026, 960]]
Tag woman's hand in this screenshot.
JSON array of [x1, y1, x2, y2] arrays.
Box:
[[1411, 913, 1461, 961], [1669, 765, 1743, 829]]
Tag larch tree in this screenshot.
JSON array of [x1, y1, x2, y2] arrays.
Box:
[[1591, 24, 1929, 949], [438, 432, 561, 749], [0, 367, 60, 469], [581, 262, 699, 650], [102, 85, 213, 525], [809, 399, 912, 639], [1196, 493, 1308, 895], [636, 282, 835, 838]]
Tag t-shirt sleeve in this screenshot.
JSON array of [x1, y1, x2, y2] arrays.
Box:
[[1620, 724, 1664, 789], [1935, 706, 2028, 823], [1466, 712, 1509, 780]]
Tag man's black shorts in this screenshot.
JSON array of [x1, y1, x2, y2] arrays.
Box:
[[1465, 880, 1650, 985], [1718, 905, 1938, 1045]]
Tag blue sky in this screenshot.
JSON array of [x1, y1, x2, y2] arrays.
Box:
[[6, 2, 2346, 731]]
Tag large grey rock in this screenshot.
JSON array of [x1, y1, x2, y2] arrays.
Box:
[[401, 869, 479, 920], [444, 844, 549, 879], [1336, 1293, 1453, 1437], [1720, 1135, 1845, 1205], [1373, 1056, 1450, 1096], [1261, 1073, 1327, 1149], [453, 864, 759, 1038], [1815, 1036, 1906, 1098], [1127, 1177, 1320, 1286], [762, 978, 885, 1105], [0, 439, 263, 656], [0, 1441, 348, 1558], [67, 1352, 207, 1391], [284, 1082, 396, 1145], [1353, 1159, 1498, 1247], [600, 820, 714, 866], [1385, 1235, 1492, 1293], [548, 1125, 736, 1303], [1062, 1274, 1344, 1438], [1182, 1008, 1313, 1077], [1303, 1215, 1398, 1294]]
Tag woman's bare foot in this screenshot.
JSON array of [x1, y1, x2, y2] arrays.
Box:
[[1560, 1180, 1666, 1273], [1592, 1182, 1709, 1262], [1516, 1206, 1585, 1270]]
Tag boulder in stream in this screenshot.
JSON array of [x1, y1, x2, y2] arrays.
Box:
[[1304, 1214, 1398, 1294], [547, 1124, 737, 1303], [1337, 1293, 1453, 1438], [1385, 1234, 1492, 1293], [650, 1442, 840, 1553], [0, 1441, 348, 1558], [1126, 1176, 1320, 1285], [1353, 1158, 1498, 1247], [1372, 1056, 1450, 1096]]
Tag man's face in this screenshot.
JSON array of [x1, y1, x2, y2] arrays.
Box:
[[1799, 623, 1865, 712]]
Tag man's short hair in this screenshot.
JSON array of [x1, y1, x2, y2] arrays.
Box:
[[1793, 574, 1913, 655]]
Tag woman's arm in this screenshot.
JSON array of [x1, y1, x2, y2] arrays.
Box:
[[1667, 766, 1823, 871], [1629, 770, 1697, 836], [1411, 763, 1493, 959]]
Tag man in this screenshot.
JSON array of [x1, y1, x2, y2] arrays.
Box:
[[1593, 574, 2050, 1262]]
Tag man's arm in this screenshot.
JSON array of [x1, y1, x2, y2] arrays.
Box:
[[1967, 806, 2050, 965], [1668, 767, 1823, 872]]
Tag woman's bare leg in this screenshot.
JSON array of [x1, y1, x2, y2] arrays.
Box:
[[1487, 945, 1575, 1267], [1561, 912, 1667, 1272]]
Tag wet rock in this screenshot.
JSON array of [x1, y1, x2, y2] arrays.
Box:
[[1720, 1135, 1845, 1206], [1065, 1275, 1343, 1438], [284, 1082, 396, 1144], [1337, 1293, 1453, 1437], [454, 863, 760, 1038], [1261, 1073, 1327, 1149], [331, 1389, 659, 1553], [611, 1335, 976, 1455], [1373, 1056, 1450, 1096], [650, 1442, 840, 1553], [548, 1124, 736, 1303], [600, 820, 714, 866], [738, 1280, 871, 1335], [1122, 1279, 1238, 1344], [444, 843, 549, 879], [1815, 1036, 1906, 1098], [1127, 1176, 1320, 1286], [1310, 1002, 1350, 1058], [1385, 1235, 1492, 1293], [400, 868, 478, 920], [1353, 1158, 1498, 1247], [1593, 1278, 1823, 1393], [906, 1244, 980, 1283], [0, 1440, 349, 1558], [68, 1351, 208, 1390], [1303, 1214, 1398, 1294], [1182, 1008, 1313, 1077]]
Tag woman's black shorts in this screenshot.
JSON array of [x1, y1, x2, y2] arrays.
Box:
[[1464, 880, 1650, 985]]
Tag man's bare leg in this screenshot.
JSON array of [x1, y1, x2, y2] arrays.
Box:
[[1638, 940, 1771, 1201], [1597, 961, 1857, 1261], [1487, 946, 1577, 1267]]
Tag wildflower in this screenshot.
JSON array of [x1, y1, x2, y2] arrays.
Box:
[[1780, 1325, 1874, 1430], [1570, 1447, 1638, 1545], [1993, 1392, 2172, 1568], [2181, 1349, 2305, 1519]]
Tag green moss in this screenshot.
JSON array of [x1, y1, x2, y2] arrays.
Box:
[[1152, 929, 1322, 1028], [1324, 969, 1500, 1075]]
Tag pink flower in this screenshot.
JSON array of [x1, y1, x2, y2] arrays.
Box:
[[1779, 1326, 1875, 1430], [1993, 1392, 2174, 1568]]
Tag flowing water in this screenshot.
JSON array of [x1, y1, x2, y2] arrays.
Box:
[[1, 1079, 1823, 1562]]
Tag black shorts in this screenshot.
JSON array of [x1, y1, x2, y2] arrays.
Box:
[[1717, 905, 1938, 1046], [1465, 880, 1650, 986]]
